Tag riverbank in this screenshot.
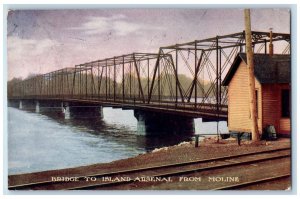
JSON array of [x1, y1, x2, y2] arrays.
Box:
[[8, 137, 291, 190]]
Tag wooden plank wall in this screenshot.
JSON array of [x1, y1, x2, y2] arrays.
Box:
[[261, 84, 280, 132], [228, 62, 262, 134], [262, 84, 291, 135]]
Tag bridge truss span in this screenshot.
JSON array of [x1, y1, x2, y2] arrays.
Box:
[[9, 31, 290, 120]]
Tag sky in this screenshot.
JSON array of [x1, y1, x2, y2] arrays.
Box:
[[7, 8, 290, 80]]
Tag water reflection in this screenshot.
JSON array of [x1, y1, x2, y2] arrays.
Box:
[[8, 107, 227, 174], [42, 109, 193, 151]]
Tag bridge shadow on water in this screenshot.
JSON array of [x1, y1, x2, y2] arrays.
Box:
[[36, 110, 194, 152]]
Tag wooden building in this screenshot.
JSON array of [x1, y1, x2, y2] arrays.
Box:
[[222, 53, 291, 138]]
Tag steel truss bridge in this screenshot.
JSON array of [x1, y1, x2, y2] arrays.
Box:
[[9, 31, 290, 121]]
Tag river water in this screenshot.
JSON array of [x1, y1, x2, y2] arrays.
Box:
[[7, 107, 228, 175]]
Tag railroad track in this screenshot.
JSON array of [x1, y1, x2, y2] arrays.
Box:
[[214, 174, 291, 190], [8, 147, 290, 190]]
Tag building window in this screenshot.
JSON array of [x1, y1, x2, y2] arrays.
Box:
[[281, 89, 290, 118]]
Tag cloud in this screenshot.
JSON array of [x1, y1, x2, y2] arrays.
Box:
[[70, 14, 164, 36], [7, 36, 61, 79], [75, 16, 111, 35], [8, 36, 59, 57], [113, 21, 141, 36]]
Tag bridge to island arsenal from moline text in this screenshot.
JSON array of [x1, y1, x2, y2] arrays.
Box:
[[8, 31, 290, 135]]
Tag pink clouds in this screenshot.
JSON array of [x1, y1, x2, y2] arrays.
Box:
[[7, 8, 290, 80]]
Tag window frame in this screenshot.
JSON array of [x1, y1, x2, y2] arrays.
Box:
[[281, 89, 290, 118]]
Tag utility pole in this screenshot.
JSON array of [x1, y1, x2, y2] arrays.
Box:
[[244, 9, 259, 141]]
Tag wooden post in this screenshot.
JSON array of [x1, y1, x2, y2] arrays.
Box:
[[244, 9, 259, 141]]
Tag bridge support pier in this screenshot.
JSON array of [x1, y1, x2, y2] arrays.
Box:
[[63, 102, 71, 119], [62, 102, 103, 119], [19, 100, 23, 109], [134, 110, 195, 136], [35, 101, 40, 113], [61, 102, 64, 112]]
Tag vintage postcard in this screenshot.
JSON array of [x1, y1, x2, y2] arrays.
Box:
[[6, 6, 292, 192]]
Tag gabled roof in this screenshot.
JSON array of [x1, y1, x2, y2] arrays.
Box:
[[222, 53, 291, 86]]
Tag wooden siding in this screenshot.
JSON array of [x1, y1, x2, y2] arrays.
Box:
[[262, 84, 290, 134], [228, 61, 262, 134], [279, 118, 290, 134], [261, 84, 279, 133]]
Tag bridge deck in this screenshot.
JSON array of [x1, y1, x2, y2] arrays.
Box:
[[9, 96, 228, 120]]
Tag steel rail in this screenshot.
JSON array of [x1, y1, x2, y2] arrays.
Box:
[[214, 173, 290, 190], [8, 147, 290, 190], [67, 152, 290, 190]]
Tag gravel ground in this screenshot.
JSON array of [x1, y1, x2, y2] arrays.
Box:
[[8, 137, 291, 188]]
